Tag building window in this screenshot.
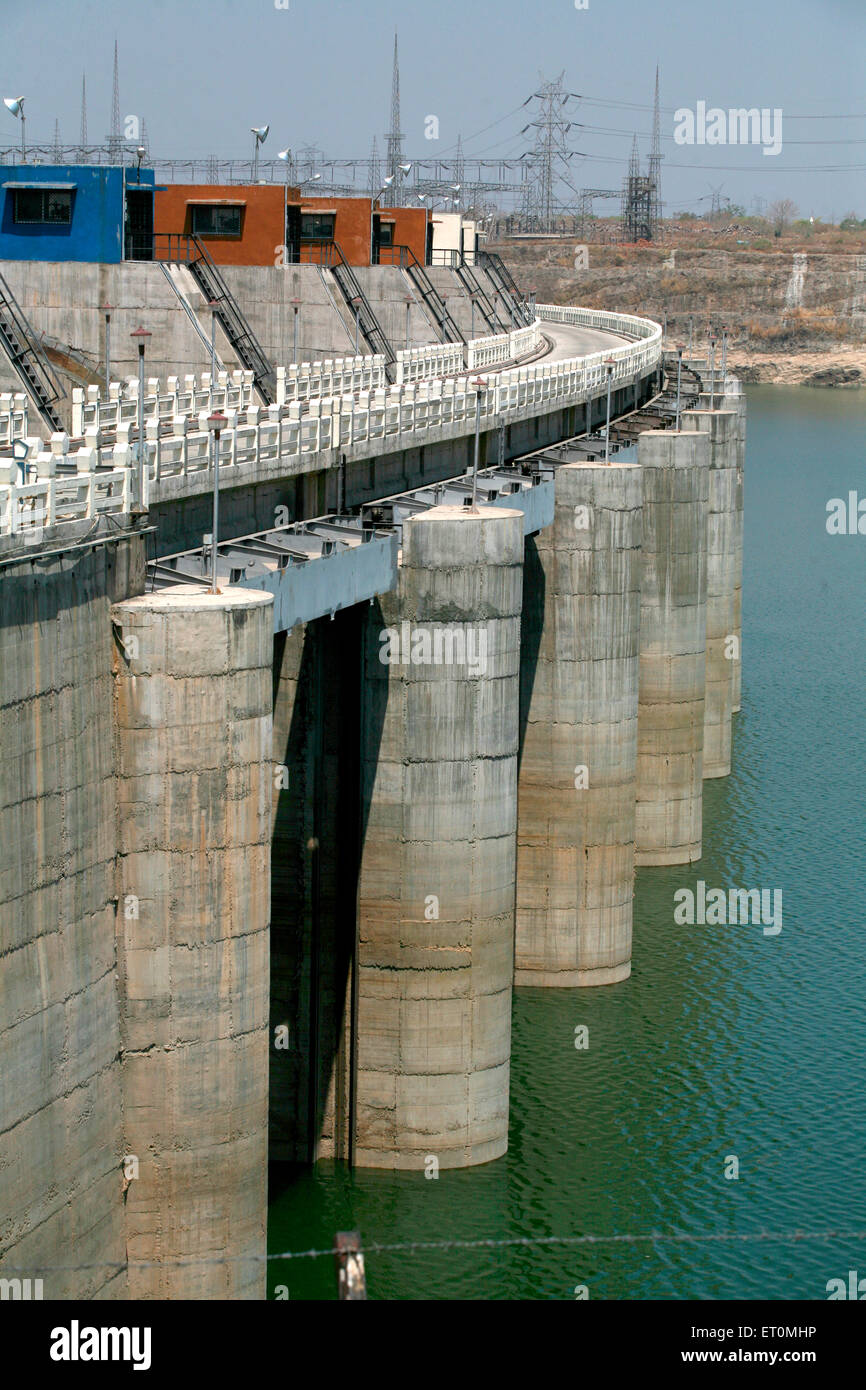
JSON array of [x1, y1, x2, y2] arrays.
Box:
[[190, 204, 243, 238], [301, 213, 335, 241], [12, 189, 73, 225], [379, 222, 394, 246]]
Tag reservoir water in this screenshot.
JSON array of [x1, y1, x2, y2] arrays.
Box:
[[268, 386, 866, 1300]]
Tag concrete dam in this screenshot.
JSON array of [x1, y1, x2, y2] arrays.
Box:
[[0, 252, 746, 1299]]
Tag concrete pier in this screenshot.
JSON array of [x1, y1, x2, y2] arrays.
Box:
[[112, 585, 273, 1298], [515, 463, 643, 985], [635, 430, 710, 865], [682, 410, 739, 777], [355, 505, 524, 1169]]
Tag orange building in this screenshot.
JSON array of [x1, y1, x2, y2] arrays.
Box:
[[154, 183, 296, 267], [154, 184, 431, 268]]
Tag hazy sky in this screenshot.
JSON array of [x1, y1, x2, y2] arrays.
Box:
[[2, 0, 864, 219]]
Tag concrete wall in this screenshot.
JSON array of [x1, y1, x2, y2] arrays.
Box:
[[112, 585, 273, 1298], [355, 505, 524, 1168], [0, 529, 144, 1300]]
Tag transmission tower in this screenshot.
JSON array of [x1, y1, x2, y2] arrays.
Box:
[[52, 119, 62, 160], [383, 31, 404, 206], [621, 135, 653, 242], [519, 73, 581, 233], [107, 39, 122, 158], [648, 65, 663, 238], [140, 118, 150, 161], [78, 73, 89, 162], [369, 134, 381, 199]]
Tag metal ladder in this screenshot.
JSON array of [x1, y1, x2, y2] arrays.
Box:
[[454, 259, 504, 334], [327, 242, 397, 372], [399, 247, 466, 345], [478, 251, 534, 326], [0, 272, 65, 433], [184, 237, 276, 404]]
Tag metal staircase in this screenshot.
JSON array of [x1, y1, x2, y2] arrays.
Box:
[[399, 247, 466, 345], [149, 233, 276, 404], [478, 251, 534, 326], [454, 259, 504, 334], [326, 241, 397, 372], [0, 273, 65, 433]]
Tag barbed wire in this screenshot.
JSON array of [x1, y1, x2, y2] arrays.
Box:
[[3, 1227, 866, 1275]]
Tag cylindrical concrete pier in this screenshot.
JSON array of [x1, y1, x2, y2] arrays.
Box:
[[635, 429, 710, 866], [356, 505, 524, 1169], [515, 463, 642, 986], [725, 384, 746, 714], [112, 585, 273, 1298], [682, 409, 739, 777]]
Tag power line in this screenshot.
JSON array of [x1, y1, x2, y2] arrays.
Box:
[[4, 1227, 866, 1274]]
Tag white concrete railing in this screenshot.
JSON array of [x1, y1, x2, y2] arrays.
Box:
[[72, 370, 257, 437], [0, 392, 29, 447], [1, 305, 662, 538], [466, 318, 542, 370], [394, 342, 464, 385], [277, 356, 386, 404], [0, 458, 133, 541]]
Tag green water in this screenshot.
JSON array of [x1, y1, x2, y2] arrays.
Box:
[[267, 387, 866, 1300]]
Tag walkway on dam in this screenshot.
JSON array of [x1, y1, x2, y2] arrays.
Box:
[[541, 320, 632, 362]]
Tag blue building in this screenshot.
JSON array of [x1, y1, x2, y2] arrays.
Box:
[[0, 165, 155, 263]]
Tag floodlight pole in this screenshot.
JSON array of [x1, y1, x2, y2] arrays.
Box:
[[604, 360, 615, 464], [675, 345, 684, 431], [208, 412, 227, 594], [101, 302, 113, 396]]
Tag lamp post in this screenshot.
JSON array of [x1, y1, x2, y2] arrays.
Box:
[[709, 334, 717, 408], [250, 124, 269, 181], [721, 325, 728, 385], [604, 358, 615, 464], [208, 300, 219, 396], [101, 302, 114, 396], [351, 296, 362, 354], [4, 97, 26, 162], [469, 292, 477, 340], [675, 344, 684, 431], [291, 298, 301, 364], [688, 314, 694, 356], [207, 411, 227, 594], [129, 326, 151, 510], [470, 376, 487, 510], [404, 295, 412, 350]]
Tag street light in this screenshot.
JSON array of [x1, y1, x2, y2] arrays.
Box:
[[675, 344, 684, 431], [469, 377, 488, 510], [207, 300, 219, 396], [129, 326, 152, 510], [721, 326, 728, 385], [4, 97, 26, 162], [207, 411, 227, 594], [604, 358, 615, 464], [101, 302, 114, 396], [709, 334, 717, 408]]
